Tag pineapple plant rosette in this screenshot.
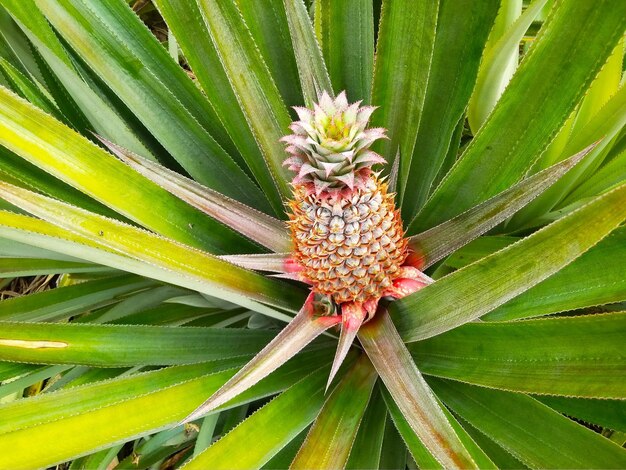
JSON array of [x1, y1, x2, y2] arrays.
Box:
[[0, 0, 625, 468]]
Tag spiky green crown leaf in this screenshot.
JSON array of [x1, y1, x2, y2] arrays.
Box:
[[281, 91, 387, 194]]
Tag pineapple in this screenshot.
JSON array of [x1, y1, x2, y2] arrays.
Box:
[[283, 92, 428, 316], [282, 92, 430, 380]]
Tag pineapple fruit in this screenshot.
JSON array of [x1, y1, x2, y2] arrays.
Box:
[[282, 92, 431, 381], [283, 92, 428, 313]]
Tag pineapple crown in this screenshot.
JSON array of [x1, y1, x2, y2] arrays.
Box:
[[281, 91, 387, 195]]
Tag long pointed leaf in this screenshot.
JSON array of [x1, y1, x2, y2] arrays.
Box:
[[152, 0, 293, 213], [315, 0, 374, 101], [358, 310, 477, 469], [99, 138, 292, 253], [345, 384, 388, 469], [291, 353, 377, 469], [0, 275, 153, 322], [394, 183, 626, 342], [0, 146, 119, 220], [196, 0, 293, 206], [467, 0, 547, 132], [512, 81, 626, 227], [536, 396, 626, 433], [326, 302, 367, 390], [0, 184, 305, 315], [236, 0, 303, 107], [0, 212, 300, 322], [382, 387, 495, 469], [64, 0, 238, 159], [0, 86, 257, 254], [407, 143, 595, 267], [183, 294, 340, 422], [34, 0, 271, 211], [410, 313, 626, 398], [485, 227, 626, 321], [371, 0, 438, 197], [431, 378, 626, 468], [0, 322, 277, 366], [564, 138, 626, 205], [415, 0, 626, 231], [219, 253, 291, 273], [2, 0, 157, 159], [401, 0, 499, 218], [0, 258, 108, 277], [0, 350, 331, 470], [0, 56, 60, 118], [185, 367, 330, 469], [283, 0, 333, 106]]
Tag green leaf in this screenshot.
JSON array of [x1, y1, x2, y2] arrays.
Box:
[[77, 285, 191, 324], [0, 363, 38, 382], [315, 0, 374, 102], [345, 383, 387, 470], [410, 313, 626, 398], [34, 0, 271, 212], [401, 0, 499, 218], [457, 417, 529, 470], [69, 0, 237, 156], [235, 0, 303, 107], [378, 417, 408, 470], [0, 9, 39, 80], [0, 365, 71, 400], [358, 310, 477, 469], [0, 275, 154, 322], [183, 294, 340, 422], [100, 138, 292, 253], [220, 253, 291, 273], [485, 227, 626, 321], [192, 414, 220, 458], [0, 237, 81, 261], [407, 145, 595, 265], [564, 143, 626, 205], [0, 57, 60, 118], [440, 236, 516, 270], [536, 396, 626, 433], [186, 367, 329, 470], [415, 0, 626, 231], [71, 445, 124, 470], [381, 386, 442, 469], [0, 322, 276, 366], [371, 0, 438, 197], [0, 212, 302, 324], [382, 387, 495, 470], [0, 146, 119, 220], [0, 258, 108, 277], [195, 0, 293, 207], [513, 83, 626, 228], [283, 0, 333, 106], [467, 0, 547, 133], [2, 0, 157, 158], [430, 378, 626, 468], [263, 428, 308, 469], [0, 183, 305, 316], [152, 0, 285, 215], [108, 303, 219, 327], [394, 183, 626, 342], [0, 86, 258, 254], [291, 354, 377, 469], [0, 349, 331, 469]]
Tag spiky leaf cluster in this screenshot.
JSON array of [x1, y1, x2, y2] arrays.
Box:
[[282, 91, 387, 194]]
